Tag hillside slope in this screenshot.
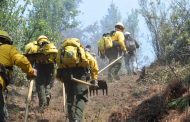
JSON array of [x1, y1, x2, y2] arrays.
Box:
[[6, 69, 190, 122]]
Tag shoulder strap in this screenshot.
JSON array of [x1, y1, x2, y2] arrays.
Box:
[[0, 43, 4, 46], [60, 48, 65, 64], [110, 30, 116, 36]]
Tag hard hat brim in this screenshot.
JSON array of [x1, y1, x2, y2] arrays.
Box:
[[0, 35, 11, 41]]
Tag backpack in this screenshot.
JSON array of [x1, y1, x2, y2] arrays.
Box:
[[98, 32, 114, 58], [125, 39, 136, 52], [0, 64, 12, 88], [25, 41, 39, 54], [56, 38, 88, 68], [38, 43, 58, 55]]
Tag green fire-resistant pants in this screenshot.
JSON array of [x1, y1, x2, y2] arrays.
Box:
[[35, 63, 55, 107], [108, 57, 121, 81], [0, 85, 8, 122], [0, 90, 5, 122], [59, 68, 88, 122], [105, 42, 122, 81]]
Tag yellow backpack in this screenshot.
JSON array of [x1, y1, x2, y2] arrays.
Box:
[[38, 42, 58, 55], [25, 41, 39, 54], [56, 38, 88, 68], [98, 33, 113, 57]]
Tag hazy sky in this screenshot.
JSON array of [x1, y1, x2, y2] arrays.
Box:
[[77, 0, 156, 67], [78, 0, 139, 26]]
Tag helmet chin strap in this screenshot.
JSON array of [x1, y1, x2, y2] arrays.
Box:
[[9, 41, 13, 45], [115, 27, 124, 32], [0, 38, 13, 45]]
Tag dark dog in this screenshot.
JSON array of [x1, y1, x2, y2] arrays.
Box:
[[89, 80, 108, 96]]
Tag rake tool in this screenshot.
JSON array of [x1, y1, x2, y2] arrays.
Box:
[[72, 55, 123, 96], [88, 80, 108, 96], [70, 77, 108, 96], [91, 55, 122, 96]]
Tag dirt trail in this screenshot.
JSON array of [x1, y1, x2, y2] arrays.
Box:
[[6, 74, 166, 122]]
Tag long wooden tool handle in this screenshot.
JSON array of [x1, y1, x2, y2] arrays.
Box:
[[24, 79, 34, 122], [27, 80, 34, 101], [62, 83, 66, 112], [98, 55, 123, 74], [71, 77, 94, 86]]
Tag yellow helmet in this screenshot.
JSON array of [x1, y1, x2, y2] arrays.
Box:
[[0, 30, 12, 44], [37, 35, 48, 41], [62, 38, 81, 47], [37, 35, 50, 45], [39, 43, 58, 55], [25, 41, 39, 54]]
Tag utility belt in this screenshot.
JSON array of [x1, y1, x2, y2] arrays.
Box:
[[0, 64, 13, 87], [105, 41, 122, 59], [57, 67, 90, 81], [66, 67, 89, 75], [35, 60, 53, 64]]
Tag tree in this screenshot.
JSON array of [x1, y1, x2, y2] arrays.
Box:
[[138, 0, 190, 64], [166, 0, 190, 64], [24, 0, 81, 45], [138, 0, 169, 59], [124, 9, 139, 38], [0, 0, 31, 48], [100, 3, 122, 33], [0, 0, 82, 85]]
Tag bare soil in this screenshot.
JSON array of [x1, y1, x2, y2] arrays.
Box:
[[5, 73, 188, 122]]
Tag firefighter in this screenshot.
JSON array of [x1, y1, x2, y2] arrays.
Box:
[[56, 38, 99, 122], [0, 30, 37, 122], [105, 22, 127, 82], [35, 35, 58, 112]]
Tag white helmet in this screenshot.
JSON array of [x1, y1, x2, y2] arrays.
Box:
[[115, 22, 125, 29], [125, 31, 131, 35]]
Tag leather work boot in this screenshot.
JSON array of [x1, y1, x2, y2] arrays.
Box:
[[70, 119, 80, 122], [108, 77, 114, 82], [114, 75, 120, 80], [39, 105, 46, 113], [73, 120, 80, 122], [46, 94, 51, 106], [133, 71, 137, 75]]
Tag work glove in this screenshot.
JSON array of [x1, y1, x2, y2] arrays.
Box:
[[32, 68, 37, 77], [90, 80, 98, 87], [123, 50, 128, 56], [100, 53, 105, 59], [27, 68, 37, 80]]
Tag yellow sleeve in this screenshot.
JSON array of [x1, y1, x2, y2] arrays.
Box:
[[86, 52, 99, 80], [10, 46, 34, 75], [112, 31, 127, 51]]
